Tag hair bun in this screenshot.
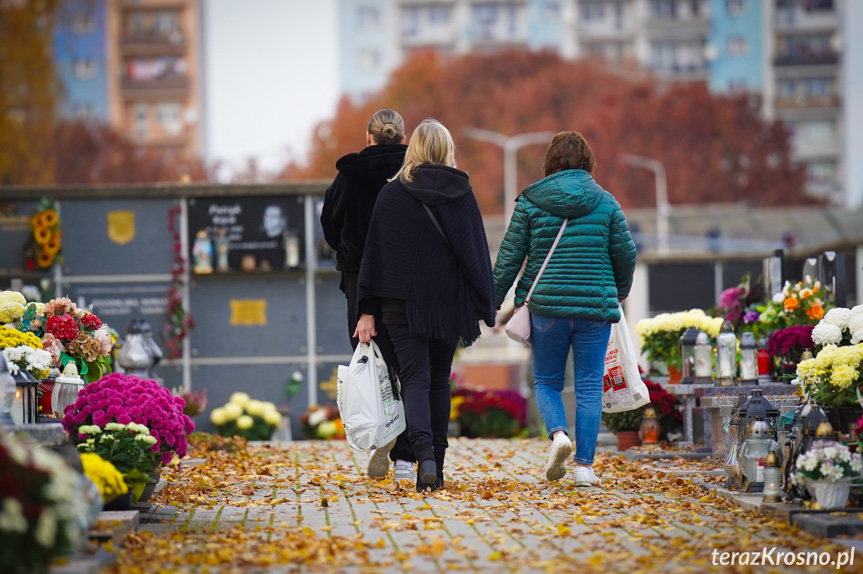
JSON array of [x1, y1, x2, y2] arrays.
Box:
[[381, 123, 397, 136]]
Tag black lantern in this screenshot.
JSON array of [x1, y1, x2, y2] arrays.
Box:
[[679, 328, 699, 384], [783, 399, 829, 499]]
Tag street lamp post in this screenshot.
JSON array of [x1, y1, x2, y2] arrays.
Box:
[[621, 154, 670, 256], [462, 128, 555, 225]]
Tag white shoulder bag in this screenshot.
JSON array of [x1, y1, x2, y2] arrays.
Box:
[[505, 219, 568, 346]]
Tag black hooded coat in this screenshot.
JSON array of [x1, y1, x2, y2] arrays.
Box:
[[358, 164, 495, 346]]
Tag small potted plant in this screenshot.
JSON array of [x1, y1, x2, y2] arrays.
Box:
[[602, 408, 645, 450], [791, 440, 863, 509], [796, 343, 863, 433], [210, 392, 283, 441]]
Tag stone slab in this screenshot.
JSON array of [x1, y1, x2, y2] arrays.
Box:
[[793, 513, 863, 538], [13, 422, 67, 446]]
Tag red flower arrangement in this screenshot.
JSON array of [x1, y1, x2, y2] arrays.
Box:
[[62, 373, 195, 464], [79, 313, 102, 330], [45, 314, 79, 342], [767, 325, 815, 362], [456, 389, 526, 438]]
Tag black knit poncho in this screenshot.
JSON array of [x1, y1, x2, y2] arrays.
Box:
[[358, 164, 495, 346]]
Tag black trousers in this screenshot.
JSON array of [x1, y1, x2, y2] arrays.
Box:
[[386, 322, 457, 479], [342, 272, 415, 463]]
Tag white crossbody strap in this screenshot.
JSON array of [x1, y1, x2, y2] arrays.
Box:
[[524, 219, 568, 304]]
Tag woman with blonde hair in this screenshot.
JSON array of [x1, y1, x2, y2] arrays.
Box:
[[357, 119, 495, 492]]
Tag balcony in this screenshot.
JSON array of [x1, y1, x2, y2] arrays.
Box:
[[775, 94, 839, 110], [774, 7, 838, 32], [122, 32, 186, 57], [121, 76, 189, 98], [774, 52, 838, 66], [646, 16, 710, 36]]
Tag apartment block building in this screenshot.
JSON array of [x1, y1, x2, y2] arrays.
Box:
[[338, 0, 861, 206], [51, 0, 203, 156]]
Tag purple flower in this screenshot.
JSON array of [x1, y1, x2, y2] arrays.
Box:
[[743, 311, 760, 324]]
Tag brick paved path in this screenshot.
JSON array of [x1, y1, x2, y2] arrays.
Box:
[[128, 438, 856, 573]]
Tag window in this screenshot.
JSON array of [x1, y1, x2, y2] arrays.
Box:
[[129, 12, 147, 35], [154, 11, 179, 34], [543, 0, 561, 20], [73, 102, 94, 119], [581, 1, 605, 22], [727, 36, 747, 55], [358, 49, 381, 71], [797, 120, 833, 145], [779, 79, 797, 96], [134, 103, 148, 139], [651, 0, 677, 19], [155, 102, 182, 135], [429, 5, 451, 25], [613, 1, 625, 29], [727, 0, 745, 15], [473, 4, 498, 25], [73, 11, 95, 34], [73, 59, 97, 79], [401, 6, 419, 36], [506, 3, 517, 35], [357, 5, 380, 28], [805, 77, 829, 96], [807, 161, 837, 188], [650, 40, 705, 72], [804, 0, 834, 12]]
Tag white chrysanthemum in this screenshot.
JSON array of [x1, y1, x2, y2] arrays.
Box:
[[245, 399, 264, 416], [222, 402, 242, 421], [852, 330, 863, 345], [34, 508, 57, 547], [824, 307, 853, 329], [0, 498, 27, 533], [229, 392, 250, 407], [851, 304, 863, 317], [848, 314, 863, 335], [236, 415, 254, 430], [772, 292, 785, 304], [210, 407, 226, 426], [263, 409, 281, 426], [104, 422, 124, 432], [308, 408, 327, 427], [812, 323, 843, 346]]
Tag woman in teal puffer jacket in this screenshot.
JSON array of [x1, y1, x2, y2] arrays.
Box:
[[493, 131, 637, 486]]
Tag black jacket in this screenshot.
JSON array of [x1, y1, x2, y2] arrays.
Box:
[[358, 164, 496, 346], [320, 144, 408, 273]]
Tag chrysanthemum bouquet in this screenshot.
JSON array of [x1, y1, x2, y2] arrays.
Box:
[[811, 305, 863, 349], [75, 422, 161, 501], [796, 344, 863, 407], [62, 373, 195, 464], [0, 290, 28, 324], [0, 432, 88, 574], [635, 309, 724, 371], [16, 296, 114, 383], [210, 392, 283, 441], [2, 345, 52, 380], [767, 325, 815, 378], [78, 452, 128, 503], [757, 278, 831, 332], [791, 440, 863, 485]]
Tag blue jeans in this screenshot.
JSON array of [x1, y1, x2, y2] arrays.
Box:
[[531, 314, 611, 465]]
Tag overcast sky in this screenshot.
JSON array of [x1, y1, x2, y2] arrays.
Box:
[[204, 0, 339, 177]]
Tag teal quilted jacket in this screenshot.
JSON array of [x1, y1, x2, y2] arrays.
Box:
[[493, 169, 637, 322]]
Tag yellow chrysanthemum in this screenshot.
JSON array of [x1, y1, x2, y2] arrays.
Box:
[[831, 364, 858, 390], [79, 452, 128, 502]]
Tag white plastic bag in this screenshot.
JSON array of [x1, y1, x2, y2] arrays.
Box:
[[602, 307, 651, 414], [337, 341, 406, 451]]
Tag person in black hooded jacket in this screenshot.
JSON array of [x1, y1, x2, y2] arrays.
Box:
[[357, 119, 496, 493], [319, 109, 415, 480]]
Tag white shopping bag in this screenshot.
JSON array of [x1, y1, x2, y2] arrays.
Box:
[[602, 307, 651, 414], [337, 340, 406, 451]]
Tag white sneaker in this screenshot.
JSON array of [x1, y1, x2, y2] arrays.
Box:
[[544, 434, 573, 481], [393, 460, 416, 481], [367, 438, 397, 479], [573, 465, 600, 487]]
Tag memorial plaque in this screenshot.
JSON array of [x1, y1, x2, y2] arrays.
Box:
[[188, 275, 307, 357], [64, 282, 171, 344], [0, 201, 39, 275], [61, 199, 177, 276], [187, 196, 305, 273]]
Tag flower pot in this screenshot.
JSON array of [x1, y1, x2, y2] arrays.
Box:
[[103, 491, 132, 511], [137, 471, 162, 503], [616, 430, 642, 450], [666, 366, 682, 385], [826, 406, 863, 436], [809, 480, 851, 510]]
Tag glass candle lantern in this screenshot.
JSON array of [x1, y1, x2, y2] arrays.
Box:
[[762, 451, 783, 503], [679, 328, 699, 384], [192, 230, 214, 274], [0, 359, 15, 427], [739, 332, 758, 384], [694, 330, 713, 382], [716, 320, 738, 386], [639, 407, 661, 445], [756, 337, 771, 383], [740, 417, 781, 491]]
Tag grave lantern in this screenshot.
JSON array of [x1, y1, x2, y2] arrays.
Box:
[[694, 331, 713, 383], [680, 328, 699, 384], [739, 332, 758, 384], [716, 320, 738, 386], [762, 452, 783, 503]]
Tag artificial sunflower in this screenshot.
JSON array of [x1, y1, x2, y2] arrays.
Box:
[[44, 231, 61, 255], [37, 251, 54, 268], [42, 209, 58, 227], [34, 226, 51, 244]]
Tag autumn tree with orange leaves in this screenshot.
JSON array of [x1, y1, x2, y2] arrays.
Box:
[[282, 50, 810, 213]]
